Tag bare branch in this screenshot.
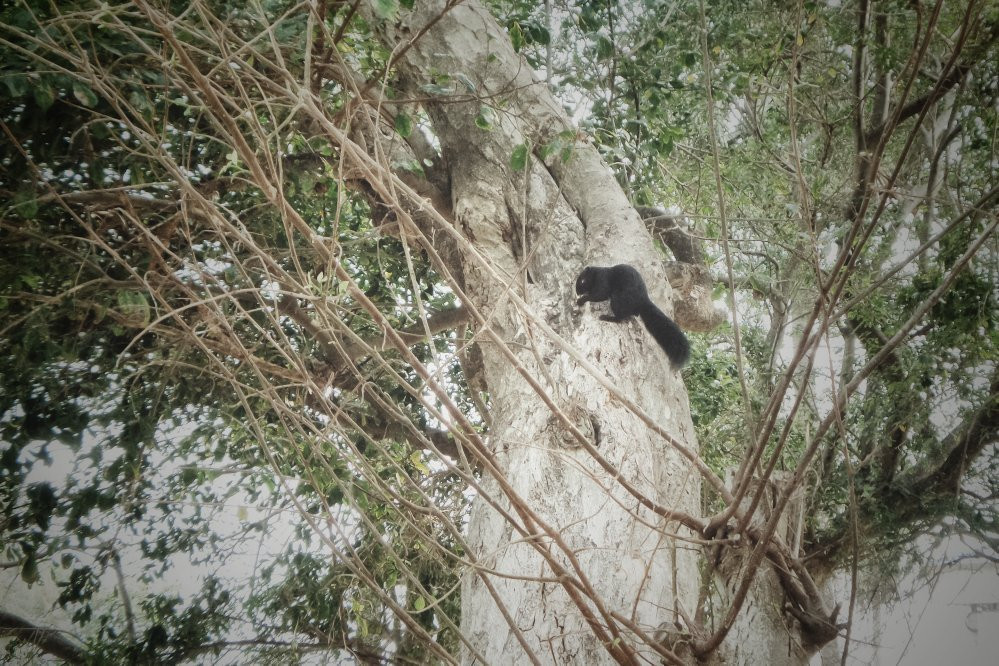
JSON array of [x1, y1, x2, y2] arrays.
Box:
[[0, 610, 87, 664]]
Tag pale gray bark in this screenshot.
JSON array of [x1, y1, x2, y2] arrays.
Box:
[[361, 1, 811, 663]]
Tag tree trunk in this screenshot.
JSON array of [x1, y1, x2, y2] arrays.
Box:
[[363, 1, 808, 663]]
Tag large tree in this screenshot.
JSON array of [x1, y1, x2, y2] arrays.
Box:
[[1, 0, 996, 664]]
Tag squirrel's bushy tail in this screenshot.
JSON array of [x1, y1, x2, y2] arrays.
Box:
[[640, 306, 690, 367]]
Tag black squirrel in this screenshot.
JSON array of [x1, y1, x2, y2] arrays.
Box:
[[575, 264, 690, 367]]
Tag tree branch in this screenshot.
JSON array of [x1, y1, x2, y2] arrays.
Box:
[[340, 306, 469, 360], [0, 610, 87, 664], [902, 369, 999, 497], [635, 206, 703, 265], [864, 14, 997, 147]]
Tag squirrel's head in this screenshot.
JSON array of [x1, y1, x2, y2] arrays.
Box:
[[575, 267, 595, 295]]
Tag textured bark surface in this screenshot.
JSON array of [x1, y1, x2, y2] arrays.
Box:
[[362, 1, 805, 663]]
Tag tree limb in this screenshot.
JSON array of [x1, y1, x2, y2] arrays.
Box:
[[635, 206, 703, 265], [0, 610, 87, 664], [864, 15, 998, 147], [901, 369, 999, 497]]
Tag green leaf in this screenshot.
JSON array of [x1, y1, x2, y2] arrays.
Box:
[[540, 132, 575, 164], [474, 106, 495, 130], [510, 143, 529, 171], [596, 35, 614, 59], [72, 82, 99, 108], [456, 73, 476, 93], [33, 79, 56, 111], [578, 10, 601, 32], [394, 112, 413, 138], [21, 553, 39, 586], [510, 22, 525, 52], [409, 450, 430, 475], [394, 159, 425, 176], [27, 482, 58, 529], [13, 187, 38, 219], [525, 22, 551, 46], [116, 290, 151, 325], [128, 89, 152, 116], [539, 134, 563, 160], [413, 595, 426, 611], [2, 72, 29, 97]]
